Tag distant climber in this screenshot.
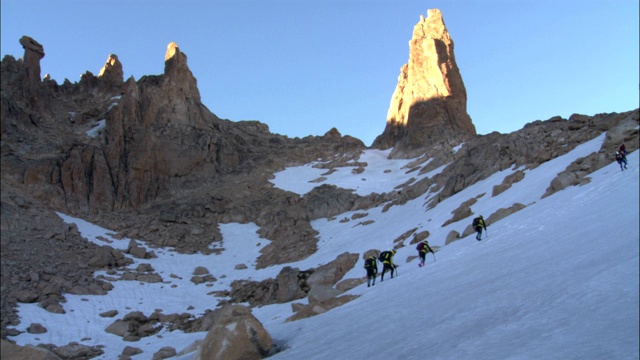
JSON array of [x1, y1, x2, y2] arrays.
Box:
[[619, 144, 628, 156], [364, 255, 378, 287], [416, 240, 434, 267], [615, 151, 628, 171], [378, 249, 397, 281], [472, 215, 487, 241]]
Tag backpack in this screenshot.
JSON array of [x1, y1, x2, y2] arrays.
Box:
[[416, 242, 425, 251], [473, 218, 480, 227], [379, 251, 390, 262], [364, 257, 376, 269]]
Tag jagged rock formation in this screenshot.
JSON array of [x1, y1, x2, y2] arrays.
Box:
[[373, 9, 476, 157]]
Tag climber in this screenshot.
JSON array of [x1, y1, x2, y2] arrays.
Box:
[[416, 240, 434, 267], [619, 144, 628, 156], [472, 215, 487, 241], [615, 151, 628, 171], [364, 255, 378, 287], [378, 249, 397, 281]]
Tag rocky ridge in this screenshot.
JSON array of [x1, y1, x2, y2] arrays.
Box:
[[1, 10, 639, 360]]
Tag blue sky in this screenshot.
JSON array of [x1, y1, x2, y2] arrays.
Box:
[[2, 0, 638, 146]]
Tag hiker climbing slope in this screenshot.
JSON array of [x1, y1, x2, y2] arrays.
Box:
[[416, 240, 434, 267], [364, 255, 378, 287], [378, 249, 397, 281], [615, 151, 628, 171], [473, 215, 487, 241]]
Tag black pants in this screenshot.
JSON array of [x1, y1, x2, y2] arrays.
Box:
[[419, 252, 426, 264], [475, 226, 483, 240], [366, 268, 377, 286], [381, 263, 395, 281]]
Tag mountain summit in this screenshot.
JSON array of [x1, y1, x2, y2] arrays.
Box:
[[373, 9, 476, 157]]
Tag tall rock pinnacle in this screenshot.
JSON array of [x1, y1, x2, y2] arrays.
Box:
[[18, 36, 45, 88], [372, 9, 476, 157]]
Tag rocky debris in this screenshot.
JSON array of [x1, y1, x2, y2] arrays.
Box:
[[224, 253, 358, 308], [276, 266, 309, 303], [373, 9, 476, 157], [125, 239, 156, 259], [0, 339, 62, 359], [441, 196, 480, 227], [306, 252, 359, 289], [196, 305, 272, 360], [105, 311, 163, 341], [392, 228, 419, 245], [445, 230, 461, 245], [0, 189, 120, 334], [41, 342, 104, 359], [193, 266, 209, 275], [493, 170, 526, 197], [27, 323, 47, 334], [152, 346, 177, 360], [99, 310, 119, 318], [286, 294, 360, 322], [224, 267, 311, 307], [190, 273, 216, 285], [120, 345, 143, 359]]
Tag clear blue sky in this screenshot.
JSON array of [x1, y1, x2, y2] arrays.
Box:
[[2, 0, 638, 146]]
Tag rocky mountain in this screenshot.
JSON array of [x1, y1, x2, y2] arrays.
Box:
[[1, 9, 638, 359]]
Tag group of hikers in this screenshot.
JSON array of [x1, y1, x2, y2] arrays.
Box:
[[615, 144, 629, 171], [364, 215, 488, 287], [364, 144, 631, 287]]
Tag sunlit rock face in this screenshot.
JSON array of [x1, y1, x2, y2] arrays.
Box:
[[373, 9, 476, 158]]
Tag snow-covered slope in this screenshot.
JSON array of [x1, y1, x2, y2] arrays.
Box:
[[8, 135, 639, 359]]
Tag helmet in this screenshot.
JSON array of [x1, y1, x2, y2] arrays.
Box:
[[479, 215, 483, 219], [369, 255, 376, 260]]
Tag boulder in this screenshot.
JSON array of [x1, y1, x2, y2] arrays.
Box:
[[196, 305, 272, 360]]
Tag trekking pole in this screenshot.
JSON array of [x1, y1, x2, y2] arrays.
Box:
[[432, 252, 436, 262]]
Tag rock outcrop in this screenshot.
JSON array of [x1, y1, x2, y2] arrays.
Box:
[[18, 36, 45, 88], [373, 9, 476, 157], [196, 305, 272, 360], [97, 54, 124, 89]]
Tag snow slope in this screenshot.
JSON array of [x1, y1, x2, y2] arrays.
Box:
[[8, 135, 639, 360]]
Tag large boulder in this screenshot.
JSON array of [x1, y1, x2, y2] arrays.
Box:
[[196, 305, 272, 360]]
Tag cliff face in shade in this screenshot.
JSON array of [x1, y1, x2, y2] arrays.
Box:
[[372, 9, 476, 157]]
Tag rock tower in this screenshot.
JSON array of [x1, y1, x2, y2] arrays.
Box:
[[372, 9, 476, 157]]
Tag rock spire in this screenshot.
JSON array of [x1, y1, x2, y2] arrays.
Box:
[[372, 9, 476, 157], [18, 36, 45, 88], [97, 54, 124, 87]]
